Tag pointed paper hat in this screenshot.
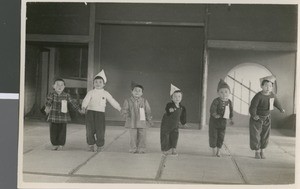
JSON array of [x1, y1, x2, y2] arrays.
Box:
[[131, 81, 144, 91], [260, 75, 276, 84], [217, 79, 230, 91], [94, 70, 107, 83], [170, 84, 180, 96]]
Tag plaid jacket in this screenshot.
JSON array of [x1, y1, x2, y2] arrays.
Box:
[[45, 91, 81, 123]]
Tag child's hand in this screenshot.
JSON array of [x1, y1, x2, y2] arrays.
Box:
[[44, 106, 51, 115], [169, 108, 175, 112], [148, 120, 154, 127], [281, 109, 285, 113], [214, 114, 221, 119], [79, 109, 85, 115], [80, 107, 87, 114], [253, 115, 260, 121]]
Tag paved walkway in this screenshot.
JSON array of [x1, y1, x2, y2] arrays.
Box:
[[21, 120, 295, 185]]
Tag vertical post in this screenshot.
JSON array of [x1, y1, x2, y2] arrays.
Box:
[[79, 48, 82, 78], [87, 3, 96, 91], [94, 24, 101, 72], [240, 79, 243, 114], [232, 72, 236, 110], [41, 51, 49, 106], [48, 48, 56, 93], [200, 5, 210, 129], [248, 81, 251, 115], [293, 54, 297, 114]]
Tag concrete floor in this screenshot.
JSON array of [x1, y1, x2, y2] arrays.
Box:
[[20, 120, 296, 187]]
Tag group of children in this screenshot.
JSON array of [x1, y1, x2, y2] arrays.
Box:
[[208, 76, 284, 159], [44, 70, 285, 159]]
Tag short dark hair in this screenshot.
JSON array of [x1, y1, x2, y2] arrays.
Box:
[[261, 80, 273, 86], [54, 78, 65, 85], [94, 76, 105, 83], [132, 85, 144, 92]]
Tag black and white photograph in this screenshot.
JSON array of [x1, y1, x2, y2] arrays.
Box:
[[18, 1, 298, 188]]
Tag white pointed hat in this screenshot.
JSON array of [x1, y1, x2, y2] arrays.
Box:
[[94, 70, 107, 83], [260, 75, 276, 84], [170, 84, 180, 96]]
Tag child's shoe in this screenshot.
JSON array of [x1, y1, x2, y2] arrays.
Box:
[[138, 149, 146, 154], [97, 146, 104, 152], [171, 148, 178, 156], [255, 151, 261, 159], [260, 151, 266, 159], [216, 149, 221, 157], [211, 148, 216, 156], [88, 145, 95, 152], [52, 145, 58, 151], [57, 145, 64, 151], [162, 151, 169, 156], [129, 148, 137, 153]]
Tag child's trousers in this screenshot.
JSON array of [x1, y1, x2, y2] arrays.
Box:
[[86, 110, 106, 147], [249, 115, 271, 150], [50, 123, 67, 146], [129, 128, 146, 152], [209, 125, 226, 148], [209, 117, 226, 148], [160, 127, 179, 151]]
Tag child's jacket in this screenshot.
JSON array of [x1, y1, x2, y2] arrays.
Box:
[[160, 102, 186, 132], [45, 91, 81, 123], [82, 88, 121, 112], [121, 96, 152, 129], [249, 91, 283, 117], [209, 97, 233, 129]]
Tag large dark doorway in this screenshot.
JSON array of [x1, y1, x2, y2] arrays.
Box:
[[24, 43, 88, 123], [98, 24, 204, 123]]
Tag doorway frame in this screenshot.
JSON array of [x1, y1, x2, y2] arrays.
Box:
[[90, 17, 207, 129]]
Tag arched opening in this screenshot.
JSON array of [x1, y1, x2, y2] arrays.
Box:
[[225, 63, 276, 115]]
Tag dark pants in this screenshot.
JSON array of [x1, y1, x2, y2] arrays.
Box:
[[209, 126, 226, 148], [249, 115, 271, 150], [160, 128, 179, 151], [50, 123, 67, 146], [209, 117, 226, 148], [86, 110, 105, 147]]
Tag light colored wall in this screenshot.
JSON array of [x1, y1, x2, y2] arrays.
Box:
[[206, 49, 296, 128]]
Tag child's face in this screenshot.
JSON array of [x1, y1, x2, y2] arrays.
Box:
[[132, 87, 143, 98], [218, 88, 230, 100], [261, 81, 273, 94], [172, 92, 182, 104], [53, 81, 65, 94], [94, 79, 105, 89]]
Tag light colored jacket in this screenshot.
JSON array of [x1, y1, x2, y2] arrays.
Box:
[[82, 88, 121, 112], [121, 96, 152, 128]]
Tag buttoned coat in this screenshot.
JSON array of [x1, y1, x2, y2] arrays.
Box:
[[121, 96, 152, 128]]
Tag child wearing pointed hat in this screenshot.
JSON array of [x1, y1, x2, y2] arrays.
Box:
[[160, 84, 187, 156], [121, 81, 153, 153], [82, 70, 121, 152], [249, 75, 285, 159], [209, 79, 233, 157]]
